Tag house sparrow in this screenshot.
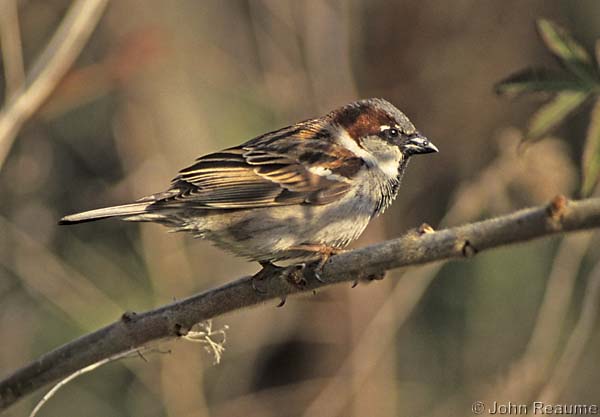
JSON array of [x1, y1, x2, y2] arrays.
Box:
[[60, 98, 438, 268]]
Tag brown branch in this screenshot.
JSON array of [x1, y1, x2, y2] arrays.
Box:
[[1, 196, 600, 411], [0, 0, 109, 170]]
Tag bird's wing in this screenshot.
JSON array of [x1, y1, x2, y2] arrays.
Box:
[[153, 123, 364, 209]]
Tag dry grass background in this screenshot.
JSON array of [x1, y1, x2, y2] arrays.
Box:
[[1, 1, 600, 416]]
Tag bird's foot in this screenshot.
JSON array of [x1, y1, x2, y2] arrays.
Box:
[[290, 244, 346, 283]]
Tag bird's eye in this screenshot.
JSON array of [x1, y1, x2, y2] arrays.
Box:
[[385, 128, 399, 139]]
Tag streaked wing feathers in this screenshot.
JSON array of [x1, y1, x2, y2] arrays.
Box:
[[155, 124, 363, 209]]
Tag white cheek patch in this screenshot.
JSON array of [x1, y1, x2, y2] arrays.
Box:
[[337, 128, 378, 167], [338, 127, 403, 179], [378, 152, 403, 179]]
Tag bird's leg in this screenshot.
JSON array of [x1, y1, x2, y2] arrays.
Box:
[[289, 244, 346, 283]]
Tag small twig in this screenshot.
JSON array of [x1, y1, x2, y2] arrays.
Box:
[[2, 196, 600, 411], [28, 347, 158, 417], [0, 0, 110, 170]]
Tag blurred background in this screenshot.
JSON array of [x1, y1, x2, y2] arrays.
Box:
[[1, 1, 600, 416]]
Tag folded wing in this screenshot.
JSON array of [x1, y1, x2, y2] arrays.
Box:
[[153, 123, 364, 209]]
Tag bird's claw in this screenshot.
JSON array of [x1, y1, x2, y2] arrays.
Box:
[[313, 269, 326, 283]]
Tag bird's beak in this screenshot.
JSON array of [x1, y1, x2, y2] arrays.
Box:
[[403, 134, 438, 155]]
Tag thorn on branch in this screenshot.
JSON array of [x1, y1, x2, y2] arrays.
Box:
[[462, 240, 478, 257], [136, 349, 148, 363], [121, 311, 137, 323], [364, 271, 387, 281], [418, 223, 435, 235], [546, 194, 568, 227], [406, 223, 435, 239]]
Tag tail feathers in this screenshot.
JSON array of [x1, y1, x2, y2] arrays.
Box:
[[59, 202, 153, 225]]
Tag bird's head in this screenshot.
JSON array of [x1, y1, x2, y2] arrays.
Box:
[[331, 98, 438, 177]]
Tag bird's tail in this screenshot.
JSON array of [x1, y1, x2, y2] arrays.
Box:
[[59, 202, 153, 225]]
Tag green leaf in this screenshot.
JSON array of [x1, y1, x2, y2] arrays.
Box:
[[526, 90, 589, 140], [536, 19, 597, 83], [495, 68, 587, 97], [582, 98, 600, 196]]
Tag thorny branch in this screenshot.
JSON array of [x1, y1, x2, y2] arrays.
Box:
[[1, 195, 600, 411]]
